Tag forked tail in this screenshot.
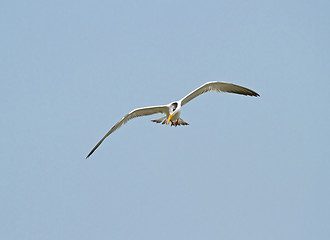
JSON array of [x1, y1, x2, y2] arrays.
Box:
[[151, 117, 189, 126]]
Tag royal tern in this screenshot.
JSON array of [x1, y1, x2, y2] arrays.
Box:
[[86, 81, 259, 158]]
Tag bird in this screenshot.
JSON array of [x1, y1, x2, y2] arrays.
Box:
[[86, 81, 259, 158]]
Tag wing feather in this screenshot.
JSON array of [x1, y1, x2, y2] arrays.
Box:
[[86, 105, 169, 158], [180, 81, 260, 106]]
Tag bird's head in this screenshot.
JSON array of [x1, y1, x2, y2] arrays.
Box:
[[167, 102, 178, 125]]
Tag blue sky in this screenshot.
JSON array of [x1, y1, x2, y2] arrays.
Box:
[[1, 0, 329, 239]]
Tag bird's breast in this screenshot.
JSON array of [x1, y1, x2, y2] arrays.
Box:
[[172, 110, 181, 121]]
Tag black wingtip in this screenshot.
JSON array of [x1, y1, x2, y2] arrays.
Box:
[[85, 150, 94, 159], [250, 91, 260, 97]]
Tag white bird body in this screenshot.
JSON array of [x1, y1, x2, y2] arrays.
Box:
[[86, 81, 259, 158]]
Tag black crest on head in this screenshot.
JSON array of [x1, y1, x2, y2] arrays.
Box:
[[170, 102, 178, 111]]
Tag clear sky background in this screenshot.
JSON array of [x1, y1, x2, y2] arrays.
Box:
[[1, 0, 329, 239]]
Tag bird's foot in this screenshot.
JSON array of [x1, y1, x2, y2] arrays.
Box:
[[170, 119, 188, 126], [170, 120, 179, 127]]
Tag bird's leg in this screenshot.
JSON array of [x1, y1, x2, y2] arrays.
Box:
[[175, 119, 179, 126]]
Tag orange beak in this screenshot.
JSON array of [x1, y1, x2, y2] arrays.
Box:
[[166, 114, 173, 125]]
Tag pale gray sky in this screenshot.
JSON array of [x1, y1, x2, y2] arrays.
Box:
[[1, 0, 329, 239]]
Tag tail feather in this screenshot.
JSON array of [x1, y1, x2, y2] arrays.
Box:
[[151, 116, 167, 124], [151, 117, 189, 126], [177, 118, 189, 126]]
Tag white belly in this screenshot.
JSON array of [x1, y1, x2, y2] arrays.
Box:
[[171, 110, 181, 122]]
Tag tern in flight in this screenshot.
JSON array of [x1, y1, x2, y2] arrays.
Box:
[[86, 81, 259, 158]]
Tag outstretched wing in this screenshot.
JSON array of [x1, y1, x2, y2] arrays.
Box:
[[86, 105, 169, 158], [180, 81, 260, 106]]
